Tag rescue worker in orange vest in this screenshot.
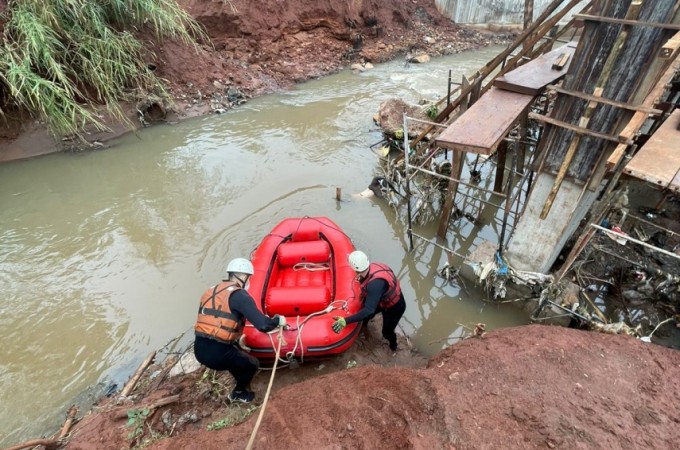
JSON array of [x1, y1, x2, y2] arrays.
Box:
[[193, 257, 286, 404], [331, 250, 406, 352]]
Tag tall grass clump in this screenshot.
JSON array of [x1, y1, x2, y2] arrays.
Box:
[[0, 0, 208, 137]]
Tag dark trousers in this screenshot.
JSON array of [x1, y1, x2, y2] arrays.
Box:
[[194, 335, 260, 391], [363, 294, 407, 347]]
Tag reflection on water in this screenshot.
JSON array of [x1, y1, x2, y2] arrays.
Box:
[[0, 45, 529, 445]]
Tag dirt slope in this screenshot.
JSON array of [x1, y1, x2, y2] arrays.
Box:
[[65, 325, 680, 450], [160, 0, 506, 116]]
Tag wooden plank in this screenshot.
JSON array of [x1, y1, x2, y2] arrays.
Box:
[[661, 35, 680, 58], [546, 84, 663, 115], [517, 113, 528, 173], [624, 109, 680, 192], [551, 52, 570, 70], [483, 1, 591, 100], [460, 75, 470, 113], [529, 112, 634, 145], [435, 88, 535, 155], [437, 150, 464, 239], [407, 0, 588, 154], [493, 42, 577, 95], [539, 83, 605, 219], [575, 14, 680, 30]]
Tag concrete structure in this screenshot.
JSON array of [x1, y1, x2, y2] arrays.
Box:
[[505, 174, 597, 273], [505, 0, 679, 273], [435, 0, 588, 25]]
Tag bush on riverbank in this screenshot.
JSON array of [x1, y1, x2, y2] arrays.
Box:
[[0, 0, 205, 137]]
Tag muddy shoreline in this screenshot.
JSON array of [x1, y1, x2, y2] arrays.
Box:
[[61, 324, 680, 450]]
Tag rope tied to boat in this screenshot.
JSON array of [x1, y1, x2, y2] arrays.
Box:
[[246, 327, 284, 450], [264, 301, 349, 366], [293, 262, 330, 271]]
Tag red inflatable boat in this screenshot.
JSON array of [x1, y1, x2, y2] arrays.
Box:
[[242, 216, 362, 362]]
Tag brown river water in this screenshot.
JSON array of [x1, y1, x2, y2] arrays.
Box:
[[0, 45, 530, 445]]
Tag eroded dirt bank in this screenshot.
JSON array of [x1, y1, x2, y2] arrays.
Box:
[[0, 0, 512, 162], [64, 325, 680, 450]]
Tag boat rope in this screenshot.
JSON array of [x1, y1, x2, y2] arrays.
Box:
[[266, 300, 349, 365], [293, 262, 330, 271], [246, 327, 284, 450]]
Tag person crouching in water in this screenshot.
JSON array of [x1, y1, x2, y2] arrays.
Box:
[[193, 257, 286, 403], [331, 250, 406, 352]]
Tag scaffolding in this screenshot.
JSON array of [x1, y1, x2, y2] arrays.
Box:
[[372, 0, 680, 332], [382, 0, 590, 266]]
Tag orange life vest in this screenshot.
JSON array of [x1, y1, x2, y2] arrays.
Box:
[[194, 281, 243, 344], [360, 263, 402, 309]]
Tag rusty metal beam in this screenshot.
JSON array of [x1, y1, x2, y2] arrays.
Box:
[[436, 88, 535, 155]]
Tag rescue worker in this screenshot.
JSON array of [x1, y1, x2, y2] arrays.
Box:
[[193, 257, 286, 404], [331, 250, 406, 351]]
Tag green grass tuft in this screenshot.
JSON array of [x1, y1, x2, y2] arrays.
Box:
[[0, 0, 209, 137]]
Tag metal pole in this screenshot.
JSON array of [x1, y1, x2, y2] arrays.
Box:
[[410, 231, 468, 261], [524, 0, 534, 30], [498, 146, 517, 255], [409, 165, 508, 198], [404, 114, 414, 251], [590, 224, 680, 261], [453, 189, 504, 208], [404, 116, 448, 128], [447, 69, 452, 107]]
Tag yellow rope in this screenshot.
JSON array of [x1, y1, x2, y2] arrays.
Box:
[[245, 327, 283, 450]]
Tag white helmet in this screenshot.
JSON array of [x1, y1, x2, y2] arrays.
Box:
[[226, 258, 254, 275], [348, 250, 370, 272]]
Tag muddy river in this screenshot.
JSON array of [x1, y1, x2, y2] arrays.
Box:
[[0, 45, 530, 445]]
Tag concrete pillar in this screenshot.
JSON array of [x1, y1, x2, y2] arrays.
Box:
[[505, 172, 597, 273]]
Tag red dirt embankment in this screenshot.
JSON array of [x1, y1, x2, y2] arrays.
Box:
[[163, 0, 497, 103], [0, 0, 511, 161], [65, 325, 680, 449]]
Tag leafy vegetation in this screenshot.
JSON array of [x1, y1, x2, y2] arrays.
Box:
[[126, 407, 151, 439], [425, 103, 439, 119], [207, 405, 259, 431], [0, 0, 207, 137]]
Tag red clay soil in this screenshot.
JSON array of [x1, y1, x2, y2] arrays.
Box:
[[161, 0, 504, 107], [64, 324, 680, 450], [0, 0, 512, 161]]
